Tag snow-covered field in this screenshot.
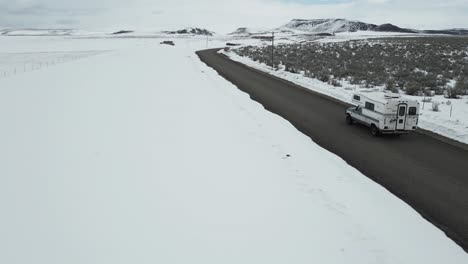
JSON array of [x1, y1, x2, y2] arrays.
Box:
[[0, 51, 105, 78], [0, 36, 467, 263], [222, 50, 468, 145]]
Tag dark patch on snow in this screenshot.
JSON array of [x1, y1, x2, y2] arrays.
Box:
[[160, 41, 175, 46], [112, 30, 134, 35], [315, 33, 335, 37]]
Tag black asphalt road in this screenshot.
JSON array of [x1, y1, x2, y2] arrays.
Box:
[[197, 48, 468, 251]]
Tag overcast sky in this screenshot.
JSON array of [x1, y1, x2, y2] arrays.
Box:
[[1, 0, 467, 33]]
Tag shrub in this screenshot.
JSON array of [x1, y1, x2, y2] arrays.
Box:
[[233, 37, 468, 95], [447, 83, 464, 98], [285, 63, 299, 73], [432, 101, 440, 112], [330, 79, 342, 87], [405, 81, 421, 95], [454, 78, 467, 96], [317, 71, 330, 82], [433, 86, 444, 95], [385, 78, 399, 93]]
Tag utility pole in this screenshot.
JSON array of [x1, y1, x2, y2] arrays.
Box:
[[463, 67, 467, 96], [271, 32, 275, 70]]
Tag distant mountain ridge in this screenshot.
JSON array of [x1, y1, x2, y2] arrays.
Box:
[[162, 27, 214, 36], [0, 27, 216, 37], [230, 18, 468, 36], [282, 19, 380, 33], [421, 28, 468, 35], [228, 27, 270, 36], [281, 19, 468, 35]]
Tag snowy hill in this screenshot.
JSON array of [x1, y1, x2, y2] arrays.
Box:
[[375, 23, 415, 33], [281, 19, 414, 34], [228, 27, 271, 36], [226, 19, 468, 38], [282, 19, 374, 33], [162, 27, 214, 36], [280, 19, 468, 35]]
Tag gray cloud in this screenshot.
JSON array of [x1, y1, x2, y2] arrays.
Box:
[[0, 0, 105, 28], [0, 0, 467, 33]]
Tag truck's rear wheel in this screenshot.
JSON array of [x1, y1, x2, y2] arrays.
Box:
[[346, 114, 353, 125], [371, 125, 380, 137]]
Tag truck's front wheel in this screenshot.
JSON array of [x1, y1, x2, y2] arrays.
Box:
[[371, 125, 380, 137], [346, 114, 353, 125]]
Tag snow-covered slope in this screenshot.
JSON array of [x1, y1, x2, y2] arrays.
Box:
[[0, 29, 78, 36], [228, 27, 271, 36], [281, 19, 414, 34], [0, 36, 467, 264], [282, 19, 374, 33]]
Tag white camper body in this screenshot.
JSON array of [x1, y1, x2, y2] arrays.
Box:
[[345, 92, 420, 136]]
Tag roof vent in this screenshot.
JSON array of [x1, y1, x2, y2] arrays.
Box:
[[384, 94, 401, 99]]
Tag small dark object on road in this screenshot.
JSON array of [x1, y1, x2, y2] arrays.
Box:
[[315, 33, 334, 36], [226, 43, 242, 46], [112, 30, 134, 35], [160, 41, 175, 46]]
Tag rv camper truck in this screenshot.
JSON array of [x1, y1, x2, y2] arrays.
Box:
[[345, 92, 420, 136]]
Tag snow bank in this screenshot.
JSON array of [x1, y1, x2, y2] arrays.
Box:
[[222, 49, 468, 145], [0, 36, 466, 264]]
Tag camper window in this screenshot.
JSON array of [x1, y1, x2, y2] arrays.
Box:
[[365, 102, 375, 111], [353, 95, 361, 101], [409, 107, 417, 116], [399, 106, 406, 116]]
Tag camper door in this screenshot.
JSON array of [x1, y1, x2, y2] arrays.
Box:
[[396, 103, 407, 130]]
